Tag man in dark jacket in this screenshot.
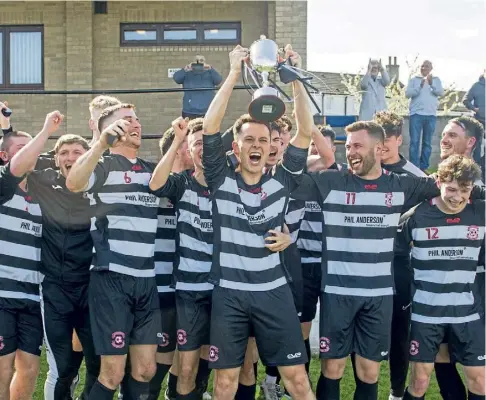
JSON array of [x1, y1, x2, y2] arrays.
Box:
[[463, 72, 485, 175], [173, 55, 222, 119], [10, 112, 99, 400]]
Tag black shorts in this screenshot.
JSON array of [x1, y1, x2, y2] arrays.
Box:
[[300, 263, 321, 323], [175, 290, 212, 351], [89, 271, 161, 355], [209, 284, 307, 369], [409, 318, 485, 367], [0, 302, 43, 357], [158, 293, 177, 353], [284, 243, 303, 318], [319, 293, 393, 362]]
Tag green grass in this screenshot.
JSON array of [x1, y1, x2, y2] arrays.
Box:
[[31, 351, 446, 399]]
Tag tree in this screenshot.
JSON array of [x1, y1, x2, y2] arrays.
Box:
[[340, 55, 460, 116]]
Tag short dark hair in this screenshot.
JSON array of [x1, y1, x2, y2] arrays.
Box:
[[159, 127, 175, 156], [97, 103, 135, 133], [437, 154, 481, 187], [187, 117, 204, 136], [279, 114, 293, 133], [54, 134, 90, 154], [448, 116, 484, 141], [345, 121, 385, 144], [0, 131, 32, 152], [270, 121, 281, 135], [232, 114, 271, 140], [317, 124, 336, 144], [373, 111, 403, 138]]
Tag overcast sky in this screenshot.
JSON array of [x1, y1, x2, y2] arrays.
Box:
[[306, 0, 485, 90]]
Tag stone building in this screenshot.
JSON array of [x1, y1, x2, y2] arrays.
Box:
[[0, 0, 307, 160]]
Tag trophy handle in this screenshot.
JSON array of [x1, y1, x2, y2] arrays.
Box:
[[243, 62, 262, 92]]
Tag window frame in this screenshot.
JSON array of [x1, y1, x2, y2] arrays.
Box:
[[120, 22, 241, 47], [0, 25, 44, 90]]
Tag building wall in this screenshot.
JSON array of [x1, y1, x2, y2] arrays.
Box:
[[0, 0, 308, 162]]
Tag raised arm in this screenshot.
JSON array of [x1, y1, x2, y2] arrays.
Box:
[[173, 68, 187, 85], [311, 124, 335, 168], [380, 69, 391, 87], [10, 111, 63, 177], [203, 45, 248, 136], [288, 46, 312, 150], [149, 117, 188, 192], [66, 119, 129, 192]]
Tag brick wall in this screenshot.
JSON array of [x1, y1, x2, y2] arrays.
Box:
[[0, 0, 308, 162]]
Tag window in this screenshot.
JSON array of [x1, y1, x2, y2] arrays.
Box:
[[120, 22, 241, 46], [0, 25, 43, 89]]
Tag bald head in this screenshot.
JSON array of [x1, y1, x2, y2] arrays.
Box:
[[420, 60, 433, 77]]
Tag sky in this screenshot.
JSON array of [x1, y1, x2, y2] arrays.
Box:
[[306, 0, 486, 90]]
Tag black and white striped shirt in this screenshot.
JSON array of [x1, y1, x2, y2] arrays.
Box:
[[295, 170, 478, 297], [296, 163, 343, 268], [400, 198, 485, 324], [151, 170, 213, 292], [155, 197, 176, 297], [86, 155, 160, 277], [203, 133, 308, 291], [0, 164, 43, 305]]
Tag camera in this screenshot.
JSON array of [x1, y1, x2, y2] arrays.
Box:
[[191, 62, 204, 72]]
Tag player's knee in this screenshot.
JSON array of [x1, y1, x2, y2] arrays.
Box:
[[322, 359, 345, 379], [281, 366, 310, 397], [214, 372, 238, 398], [468, 372, 486, 395], [16, 360, 40, 381], [132, 360, 157, 382], [239, 361, 255, 385], [410, 375, 429, 396], [178, 361, 197, 383], [356, 367, 379, 384], [99, 360, 125, 388]]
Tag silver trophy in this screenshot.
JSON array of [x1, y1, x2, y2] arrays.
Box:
[[245, 36, 286, 122], [243, 35, 323, 122]]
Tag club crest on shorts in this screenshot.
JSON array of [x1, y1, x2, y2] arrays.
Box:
[[409, 340, 419, 356], [158, 332, 169, 347], [209, 345, 219, 362], [385, 192, 393, 208], [111, 331, 125, 349], [0, 336, 4, 351], [320, 337, 330, 353], [177, 329, 187, 346], [467, 225, 479, 240]]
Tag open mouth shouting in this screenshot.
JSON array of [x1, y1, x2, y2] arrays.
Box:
[[249, 151, 262, 166]]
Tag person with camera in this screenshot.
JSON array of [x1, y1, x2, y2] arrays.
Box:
[[173, 55, 222, 119]]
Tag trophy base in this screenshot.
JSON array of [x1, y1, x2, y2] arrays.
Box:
[[248, 95, 286, 123]]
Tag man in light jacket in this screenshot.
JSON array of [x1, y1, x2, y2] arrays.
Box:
[[173, 55, 222, 119], [405, 60, 444, 171], [359, 59, 390, 121]]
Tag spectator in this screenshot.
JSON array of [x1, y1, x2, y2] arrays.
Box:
[[173, 55, 222, 119], [463, 71, 485, 171], [405, 60, 444, 171], [359, 59, 390, 121]]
